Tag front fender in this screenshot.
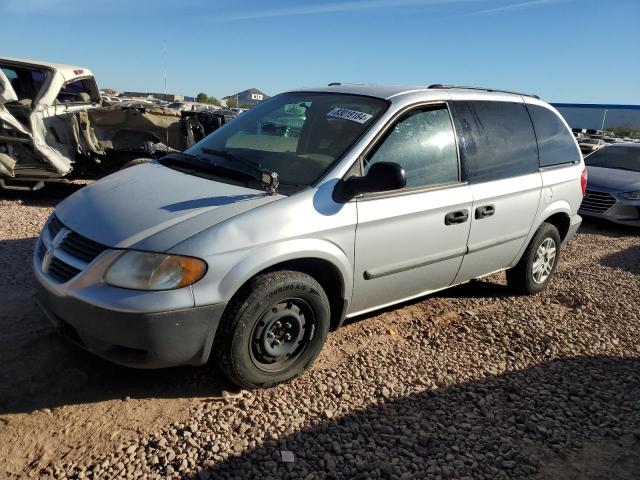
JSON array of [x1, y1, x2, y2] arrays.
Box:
[[216, 238, 353, 302]]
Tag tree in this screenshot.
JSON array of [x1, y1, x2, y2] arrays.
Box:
[[196, 92, 209, 103], [606, 124, 640, 139], [206, 96, 221, 107]]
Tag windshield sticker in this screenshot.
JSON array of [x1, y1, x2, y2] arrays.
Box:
[[327, 107, 373, 124]]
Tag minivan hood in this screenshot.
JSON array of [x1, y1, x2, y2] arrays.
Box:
[[586, 166, 640, 193], [56, 162, 283, 251]]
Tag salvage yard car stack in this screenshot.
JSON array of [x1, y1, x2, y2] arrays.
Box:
[[0, 57, 226, 190]]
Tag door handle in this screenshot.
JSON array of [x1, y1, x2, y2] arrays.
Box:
[[444, 209, 469, 225], [475, 204, 495, 219]]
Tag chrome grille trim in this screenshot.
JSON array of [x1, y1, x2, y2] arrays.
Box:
[[39, 214, 109, 283], [48, 257, 82, 283], [36, 239, 47, 260], [59, 232, 108, 263], [52, 248, 90, 271], [48, 215, 64, 238]]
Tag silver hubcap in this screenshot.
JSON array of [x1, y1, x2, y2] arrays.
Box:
[[532, 238, 557, 284]]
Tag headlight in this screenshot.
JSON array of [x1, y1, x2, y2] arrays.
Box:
[[104, 251, 207, 290], [619, 191, 640, 200]]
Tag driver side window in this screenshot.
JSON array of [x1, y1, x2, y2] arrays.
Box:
[[363, 105, 459, 189]]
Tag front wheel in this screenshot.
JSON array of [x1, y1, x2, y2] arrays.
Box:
[[506, 222, 561, 294], [213, 270, 331, 389]]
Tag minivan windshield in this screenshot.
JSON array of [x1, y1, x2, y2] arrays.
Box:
[[585, 145, 640, 172], [185, 92, 388, 189]]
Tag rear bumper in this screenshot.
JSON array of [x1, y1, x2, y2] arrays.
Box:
[[564, 214, 582, 243], [35, 280, 226, 369]]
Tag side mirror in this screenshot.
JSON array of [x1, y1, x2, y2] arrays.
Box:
[[333, 162, 406, 202]]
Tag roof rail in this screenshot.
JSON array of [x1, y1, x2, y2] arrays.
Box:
[[428, 84, 539, 99], [327, 82, 372, 87]]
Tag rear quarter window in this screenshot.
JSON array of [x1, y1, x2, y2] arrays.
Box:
[[527, 104, 581, 167], [450, 101, 538, 183]]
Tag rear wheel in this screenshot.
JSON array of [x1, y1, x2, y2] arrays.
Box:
[[506, 222, 561, 294], [213, 270, 331, 389]]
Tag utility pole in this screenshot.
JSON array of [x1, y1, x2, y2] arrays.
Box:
[[163, 40, 168, 146], [601, 109, 608, 131]]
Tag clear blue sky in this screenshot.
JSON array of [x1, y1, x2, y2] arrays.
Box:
[[2, 0, 639, 103]]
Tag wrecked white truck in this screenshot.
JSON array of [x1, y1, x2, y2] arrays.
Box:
[[0, 57, 226, 190]]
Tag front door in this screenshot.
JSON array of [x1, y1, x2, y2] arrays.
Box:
[[349, 103, 472, 315]]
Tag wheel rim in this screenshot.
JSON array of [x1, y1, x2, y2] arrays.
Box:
[[249, 298, 315, 373], [531, 237, 557, 284]]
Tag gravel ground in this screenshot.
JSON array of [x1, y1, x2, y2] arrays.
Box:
[[1, 185, 639, 479]]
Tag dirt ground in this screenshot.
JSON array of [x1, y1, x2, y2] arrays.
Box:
[[0, 184, 638, 479]]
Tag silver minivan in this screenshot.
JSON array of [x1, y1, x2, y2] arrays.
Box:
[[34, 84, 585, 388]]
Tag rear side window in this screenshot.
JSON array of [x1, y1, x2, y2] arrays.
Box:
[[450, 101, 538, 183], [56, 77, 100, 104], [527, 104, 581, 167], [363, 105, 459, 189]]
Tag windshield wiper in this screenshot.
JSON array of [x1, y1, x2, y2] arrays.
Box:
[[160, 152, 261, 185], [201, 148, 280, 195]]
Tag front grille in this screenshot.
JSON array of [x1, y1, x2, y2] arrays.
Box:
[[48, 257, 82, 283], [48, 214, 64, 238], [40, 215, 109, 284], [59, 231, 108, 263], [579, 190, 617, 214]]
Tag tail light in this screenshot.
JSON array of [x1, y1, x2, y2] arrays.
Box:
[[580, 167, 588, 196]]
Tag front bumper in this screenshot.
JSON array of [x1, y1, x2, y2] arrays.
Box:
[[35, 279, 226, 368], [579, 200, 640, 227], [33, 215, 228, 368]]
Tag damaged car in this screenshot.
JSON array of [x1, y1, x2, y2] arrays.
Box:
[[0, 57, 226, 190]]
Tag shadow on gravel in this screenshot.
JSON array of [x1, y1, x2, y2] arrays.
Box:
[[344, 279, 513, 328], [203, 356, 640, 480], [438, 278, 513, 299], [0, 310, 236, 414], [0, 182, 86, 207], [600, 245, 640, 276], [0, 238, 40, 288], [580, 217, 640, 238]]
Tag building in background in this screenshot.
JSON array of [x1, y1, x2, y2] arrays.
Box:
[[224, 88, 270, 107], [123, 91, 194, 102], [552, 103, 640, 130]]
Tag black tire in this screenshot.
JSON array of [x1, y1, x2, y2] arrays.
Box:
[[120, 158, 151, 170], [213, 270, 331, 389], [507, 222, 561, 295]]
